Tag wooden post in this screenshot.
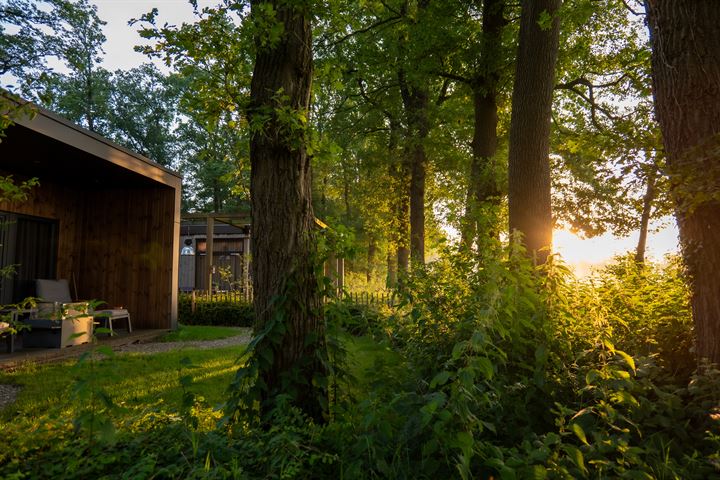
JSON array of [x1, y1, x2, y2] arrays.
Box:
[[206, 216, 214, 294], [243, 235, 250, 301], [337, 257, 345, 296]]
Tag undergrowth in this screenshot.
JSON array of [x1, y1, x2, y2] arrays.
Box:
[[1, 249, 717, 479]]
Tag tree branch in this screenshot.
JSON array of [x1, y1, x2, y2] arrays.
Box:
[[326, 16, 402, 47]]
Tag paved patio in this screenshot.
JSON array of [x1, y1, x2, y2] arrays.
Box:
[[0, 329, 169, 371]]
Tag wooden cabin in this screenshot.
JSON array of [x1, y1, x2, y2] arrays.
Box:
[[0, 102, 181, 330], [179, 214, 251, 294], [178, 213, 344, 299]]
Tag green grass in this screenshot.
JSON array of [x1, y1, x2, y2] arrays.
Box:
[[159, 324, 250, 342], [0, 343, 249, 424]]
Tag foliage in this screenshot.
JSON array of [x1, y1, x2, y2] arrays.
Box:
[[178, 294, 254, 327], [3, 251, 713, 479]]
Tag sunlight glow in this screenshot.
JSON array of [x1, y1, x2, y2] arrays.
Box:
[[553, 218, 680, 276]]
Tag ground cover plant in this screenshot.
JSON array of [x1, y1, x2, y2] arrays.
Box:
[[1, 252, 717, 479]]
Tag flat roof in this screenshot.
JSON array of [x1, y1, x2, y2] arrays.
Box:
[[1, 96, 181, 190]]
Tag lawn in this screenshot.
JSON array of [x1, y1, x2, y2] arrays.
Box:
[[0, 339, 249, 426], [159, 324, 250, 342]]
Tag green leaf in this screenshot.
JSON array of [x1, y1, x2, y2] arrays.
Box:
[[615, 350, 636, 373], [455, 431, 473, 451], [475, 357, 494, 380], [585, 368, 602, 385], [571, 422, 589, 445], [562, 445, 587, 474], [430, 371, 451, 389], [530, 464, 547, 480], [451, 341, 467, 360]]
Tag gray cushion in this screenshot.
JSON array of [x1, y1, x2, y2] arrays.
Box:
[[36, 279, 72, 303]]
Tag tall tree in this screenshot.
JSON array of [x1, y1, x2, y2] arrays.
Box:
[[0, 0, 60, 88], [106, 65, 180, 167], [507, 0, 561, 263], [645, 0, 720, 364], [459, 0, 506, 248], [247, 0, 326, 420], [41, 0, 108, 132]]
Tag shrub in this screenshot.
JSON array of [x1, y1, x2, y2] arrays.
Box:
[[178, 294, 254, 327]]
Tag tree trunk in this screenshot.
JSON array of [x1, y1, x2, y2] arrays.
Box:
[[461, 0, 505, 249], [634, 172, 656, 264], [645, 0, 720, 364], [396, 169, 411, 275], [386, 248, 397, 287], [399, 76, 429, 265], [507, 0, 561, 264], [367, 236, 377, 283], [248, 0, 326, 421]]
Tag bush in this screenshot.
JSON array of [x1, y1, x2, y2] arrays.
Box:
[[178, 294, 254, 327]]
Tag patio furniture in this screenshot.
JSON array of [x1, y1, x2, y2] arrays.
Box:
[[0, 308, 37, 353], [22, 279, 93, 348], [94, 308, 132, 335], [0, 320, 13, 353]]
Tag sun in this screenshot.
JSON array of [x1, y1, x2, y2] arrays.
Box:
[[553, 221, 680, 276]]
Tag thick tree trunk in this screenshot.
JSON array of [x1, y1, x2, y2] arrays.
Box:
[[634, 172, 656, 264], [248, 0, 325, 421], [507, 0, 561, 264], [646, 0, 720, 364], [396, 172, 411, 275], [461, 0, 505, 249], [399, 79, 429, 265]]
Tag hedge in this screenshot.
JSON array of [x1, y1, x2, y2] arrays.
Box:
[[178, 295, 254, 327]]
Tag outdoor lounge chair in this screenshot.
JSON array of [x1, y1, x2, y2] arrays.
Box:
[[21, 279, 94, 348]]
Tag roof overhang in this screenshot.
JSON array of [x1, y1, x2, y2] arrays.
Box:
[[1, 95, 181, 191]]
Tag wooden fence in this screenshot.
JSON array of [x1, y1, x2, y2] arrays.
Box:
[[179, 289, 397, 307], [179, 289, 253, 303]]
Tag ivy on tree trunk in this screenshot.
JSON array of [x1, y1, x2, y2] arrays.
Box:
[[246, 0, 327, 422], [646, 0, 720, 365]]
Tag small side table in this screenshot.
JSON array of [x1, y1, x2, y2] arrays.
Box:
[[94, 309, 132, 335]]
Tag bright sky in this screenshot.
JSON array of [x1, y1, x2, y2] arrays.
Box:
[[66, 2, 686, 274], [554, 219, 679, 276], [93, 0, 216, 71]]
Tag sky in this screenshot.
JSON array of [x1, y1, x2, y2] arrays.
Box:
[[59, 1, 686, 273]]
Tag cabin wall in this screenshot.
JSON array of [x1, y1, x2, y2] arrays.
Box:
[[0, 172, 85, 283], [0, 172, 177, 330], [79, 185, 176, 329]]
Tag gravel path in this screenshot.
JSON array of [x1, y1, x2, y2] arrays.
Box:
[[114, 332, 252, 355], [0, 333, 252, 411]]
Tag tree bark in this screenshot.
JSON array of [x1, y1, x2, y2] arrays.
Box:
[[367, 235, 377, 283], [396, 163, 411, 275], [386, 248, 397, 287], [646, 0, 720, 364], [507, 0, 561, 264], [461, 0, 505, 249], [399, 74, 429, 265], [248, 0, 326, 421], [388, 117, 410, 277], [634, 172, 656, 264]]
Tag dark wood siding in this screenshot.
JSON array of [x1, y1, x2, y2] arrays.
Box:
[[0, 172, 176, 329], [79, 186, 176, 329]]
